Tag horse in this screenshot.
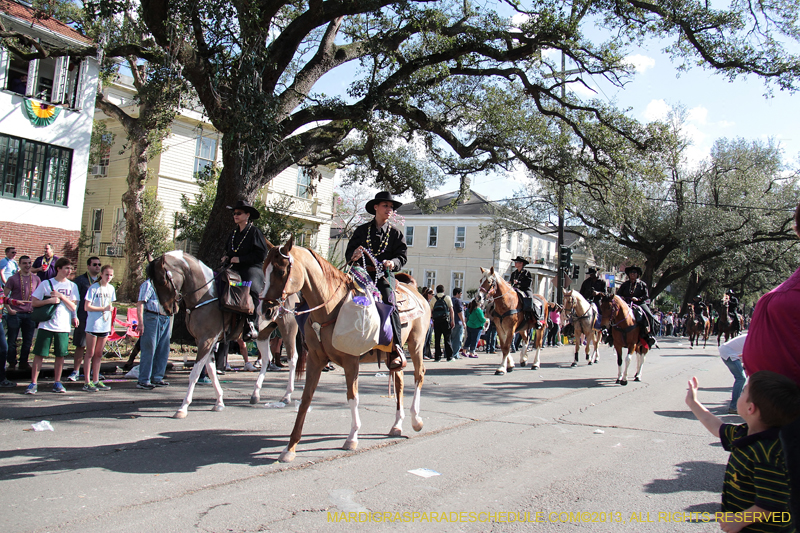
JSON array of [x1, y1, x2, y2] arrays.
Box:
[[476, 267, 549, 374], [260, 237, 431, 463], [685, 307, 711, 348], [562, 289, 602, 366], [715, 298, 741, 346], [146, 251, 303, 418], [598, 294, 649, 385]]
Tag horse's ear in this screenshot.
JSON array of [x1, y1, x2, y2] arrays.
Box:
[[146, 252, 154, 263], [489, 266, 495, 275], [281, 234, 294, 254], [479, 267, 486, 274]]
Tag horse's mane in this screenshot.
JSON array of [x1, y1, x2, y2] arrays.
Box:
[[305, 247, 351, 285], [395, 272, 417, 288]]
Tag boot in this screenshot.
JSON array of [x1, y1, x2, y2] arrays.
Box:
[[387, 345, 407, 371]]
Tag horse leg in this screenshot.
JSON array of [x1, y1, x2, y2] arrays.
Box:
[[620, 340, 634, 386], [174, 338, 217, 419], [279, 350, 325, 463], [519, 330, 529, 368], [406, 324, 425, 432], [250, 337, 271, 405], [634, 350, 646, 382], [389, 367, 405, 437], [280, 330, 298, 404], [206, 357, 225, 411], [572, 334, 579, 367], [495, 327, 510, 375], [342, 358, 361, 451]]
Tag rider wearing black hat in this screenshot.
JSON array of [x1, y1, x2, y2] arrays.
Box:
[[690, 294, 708, 320], [616, 265, 657, 346], [222, 199, 268, 340], [345, 192, 408, 370], [509, 256, 539, 326], [724, 289, 741, 330], [579, 267, 608, 308]]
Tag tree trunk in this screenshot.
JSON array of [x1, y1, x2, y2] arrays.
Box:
[[196, 140, 284, 266], [118, 135, 150, 301], [679, 271, 709, 316]]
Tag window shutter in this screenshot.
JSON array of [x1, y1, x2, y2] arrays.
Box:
[[0, 48, 7, 91], [26, 58, 38, 97], [53, 56, 69, 103]]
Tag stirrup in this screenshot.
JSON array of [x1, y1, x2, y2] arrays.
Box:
[[387, 346, 407, 371], [242, 318, 258, 341]]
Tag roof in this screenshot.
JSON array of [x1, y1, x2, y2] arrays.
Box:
[[396, 189, 496, 216], [0, 0, 92, 45]]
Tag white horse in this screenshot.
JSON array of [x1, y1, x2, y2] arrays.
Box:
[[147, 251, 300, 418], [562, 289, 602, 366]]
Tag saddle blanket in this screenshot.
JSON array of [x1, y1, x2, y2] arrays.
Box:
[[396, 283, 425, 324]]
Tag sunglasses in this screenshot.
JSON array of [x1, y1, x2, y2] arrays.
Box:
[[233, 211, 245, 216], [91, 263, 101, 267]]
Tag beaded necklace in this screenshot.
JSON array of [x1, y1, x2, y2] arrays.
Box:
[[230, 223, 253, 254], [41, 255, 52, 271], [20, 273, 33, 301], [368, 221, 391, 256]]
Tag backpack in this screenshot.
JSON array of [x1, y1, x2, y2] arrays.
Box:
[[431, 295, 449, 320]]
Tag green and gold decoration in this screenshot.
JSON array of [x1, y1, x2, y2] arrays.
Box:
[[23, 98, 61, 127]]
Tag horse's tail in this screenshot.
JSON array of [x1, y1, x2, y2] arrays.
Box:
[[295, 339, 307, 382], [395, 272, 417, 288]]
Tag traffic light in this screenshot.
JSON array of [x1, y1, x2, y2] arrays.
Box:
[[572, 264, 580, 279], [565, 247, 573, 271], [559, 245, 569, 269]]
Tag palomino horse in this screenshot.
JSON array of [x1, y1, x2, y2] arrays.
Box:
[[476, 267, 549, 374], [562, 289, 602, 366], [685, 308, 711, 348], [260, 237, 430, 463], [146, 251, 302, 418], [598, 294, 649, 385], [715, 299, 741, 346]]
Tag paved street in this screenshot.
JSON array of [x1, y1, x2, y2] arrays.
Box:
[[1, 336, 739, 532]]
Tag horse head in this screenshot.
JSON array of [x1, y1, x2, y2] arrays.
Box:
[[562, 289, 574, 313], [262, 235, 301, 306], [147, 252, 190, 315], [598, 293, 618, 328]]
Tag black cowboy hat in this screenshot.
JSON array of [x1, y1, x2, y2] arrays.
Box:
[[365, 191, 403, 215], [624, 265, 643, 277], [511, 256, 529, 265], [227, 199, 260, 220], [586, 267, 598, 275], [693, 294, 702, 299]]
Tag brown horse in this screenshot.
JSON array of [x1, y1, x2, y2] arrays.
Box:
[[685, 308, 711, 348], [562, 289, 602, 366], [147, 251, 302, 418], [261, 237, 430, 463], [715, 298, 741, 346], [476, 267, 549, 374], [598, 294, 649, 385]]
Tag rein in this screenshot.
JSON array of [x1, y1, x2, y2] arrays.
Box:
[[160, 258, 217, 314]]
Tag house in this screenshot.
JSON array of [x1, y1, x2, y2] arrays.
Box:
[[0, 0, 99, 261], [84, 75, 336, 272], [395, 190, 559, 298]]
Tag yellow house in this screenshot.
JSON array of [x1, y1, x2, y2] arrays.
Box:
[[80, 75, 335, 272]]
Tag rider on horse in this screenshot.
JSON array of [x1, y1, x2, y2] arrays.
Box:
[[509, 256, 540, 328], [223, 200, 267, 341], [579, 267, 608, 327], [723, 289, 741, 330], [345, 192, 408, 370], [690, 294, 708, 320], [616, 265, 657, 346]]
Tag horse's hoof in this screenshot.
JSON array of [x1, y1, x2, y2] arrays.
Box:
[[343, 440, 358, 451], [519, 362, 527, 368], [634, 376, 640, 382], [615, 378, 620, 384], [412, 418, 424, 432], [280, 395, 291, 404], [587, 361, 592, 366], [620, 380, 628, 386], [278, 449, 296, 463], [531, 365, 539, 370], [249, 395, 259, 405], [507, 366, 513, 373], [212, 404, 225, 412], [494, 370, 506, 375], [388, 428, 402, 437], [571, 362, 577, 367], [173, 411, 187, 419]]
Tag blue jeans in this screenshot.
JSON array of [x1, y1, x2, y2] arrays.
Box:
[[451, 323, 464, 355], [486, 323, 497, 352], [722, 357, 746, 410], [0, 319, 8, 381], [465, 327, 482, 353], [139, 312, 171, 385], [6, 312, 35, 367]]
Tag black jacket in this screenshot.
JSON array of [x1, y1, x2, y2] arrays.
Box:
[[345, 220, 407, 272], [579, 276, 608, 305], [510, 268, 532, 295], [617, 279, 649, 304], [226, 223, 268, 273]]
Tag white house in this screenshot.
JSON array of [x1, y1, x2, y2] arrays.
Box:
[[0, 0, 99, 261]]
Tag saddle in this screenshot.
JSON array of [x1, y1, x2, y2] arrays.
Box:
[[217, 269, 254, 315]]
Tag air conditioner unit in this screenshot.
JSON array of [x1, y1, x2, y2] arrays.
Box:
[[91, 165, 107, 177], [454, 242, 464, 249], [105, 245, 123, 257]]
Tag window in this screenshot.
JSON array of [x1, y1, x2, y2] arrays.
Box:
[[505, 231, 513, 252], [528, 234, 534, 257], [4, 53, 85, 107], [401, 268, 413, 277], [297, 170, 311, 198], [0, 133, 72, 206], [451, 271, 464, 290], [428, 226, 438, 247], [194, 133, 217, 175], [455, 226, 465, 248], [405, 226, 414, 246], [425, 271, 436, 289], [295, 230, 315, 248], [92, 133, 112, 176], [113, 207, 126, 244], [91, 208, 103, 254]]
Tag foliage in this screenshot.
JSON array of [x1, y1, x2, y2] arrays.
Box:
[[87, 120, 115, 168], [141, 188, 172, 257], [174, 166, 305, 247], [327, 183, 373, 264]]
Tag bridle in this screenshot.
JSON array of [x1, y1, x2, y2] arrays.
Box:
[[156, 256, 216, 314], [478, 274, 499, 305]]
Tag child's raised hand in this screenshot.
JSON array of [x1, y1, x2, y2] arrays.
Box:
[[685, 376, 699, 406]]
